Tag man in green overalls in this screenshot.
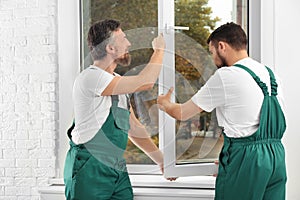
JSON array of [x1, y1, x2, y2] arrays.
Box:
[[64, 19, 175, 200], [157, 22, 287, 200]]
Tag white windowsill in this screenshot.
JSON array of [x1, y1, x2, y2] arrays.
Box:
[[130, 174, 215, 189], [47, 174, 215, 188], [39, 175, 215, 198]]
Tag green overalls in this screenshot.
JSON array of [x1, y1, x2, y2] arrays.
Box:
[[215, 64, 287, 200], [64, 95, 133, 200]]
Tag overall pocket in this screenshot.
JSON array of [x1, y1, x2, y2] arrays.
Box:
[[72, 150, 92, 179]]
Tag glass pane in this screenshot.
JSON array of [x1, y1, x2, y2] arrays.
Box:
[[80, 0, 158, 164], [174, 0, 248, 164]]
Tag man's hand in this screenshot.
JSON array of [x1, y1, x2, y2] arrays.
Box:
[[159, 163, 177, 181], [152, 33, 165, 52], [157, 87, 174, 111]]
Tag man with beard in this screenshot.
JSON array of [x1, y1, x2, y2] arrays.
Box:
[[157, 22, 287, 200], [64, 19, 173, 200]]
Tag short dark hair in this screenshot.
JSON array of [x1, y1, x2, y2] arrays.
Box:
[[207, 22, 247, 50], [87, 19, 121, 60]]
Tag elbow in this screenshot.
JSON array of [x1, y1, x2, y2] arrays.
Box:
[[146, 83, 155, 90], [142, 83, 155, 91], [180, 115, 190, 121], [133, 83, 154, 92], [175, 112, 186, 121]]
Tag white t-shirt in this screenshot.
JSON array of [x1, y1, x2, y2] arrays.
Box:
[[191, 57, 285, 138], [71, 65, 129, 144]]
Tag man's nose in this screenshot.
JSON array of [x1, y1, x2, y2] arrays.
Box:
[[127, 40, 131, 47]]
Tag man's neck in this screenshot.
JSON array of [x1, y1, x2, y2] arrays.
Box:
[[227, 50, 249, 66], [93, 58, 117, 74]]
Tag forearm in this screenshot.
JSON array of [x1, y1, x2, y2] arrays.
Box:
[[159, 96, 202, 121], [138, 50, 164, 86], [129, 135, 163, 166], [128, 107, 164, 166], [162, 101, 183, 120], [103, 50, 164, 95]]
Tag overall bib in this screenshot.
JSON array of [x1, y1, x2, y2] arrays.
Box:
[[215, 64, 287, 200], [64, 95, 133, 200]]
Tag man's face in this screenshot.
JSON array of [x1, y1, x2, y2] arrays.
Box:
[[209, 42, 227, 68], [111, 29, 132, 66]]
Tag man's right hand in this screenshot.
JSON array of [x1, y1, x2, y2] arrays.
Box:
[[157, 87, 174, 112], [152, 33, 165, 51]]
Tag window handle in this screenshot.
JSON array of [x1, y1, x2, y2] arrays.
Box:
[[165, 24, 189, 34]]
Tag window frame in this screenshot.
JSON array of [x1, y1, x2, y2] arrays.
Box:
[[162, 0, 262, 178], [57, 0, 81, 178], [159, 0, 219, 178], [56, 0, 262, 179]]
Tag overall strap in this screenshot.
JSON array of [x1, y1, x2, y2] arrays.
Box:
[[265, 67, 278, 96], [111, 95, 131, 110], [111, 95, 119, 107], [234, 64, 269, 96]]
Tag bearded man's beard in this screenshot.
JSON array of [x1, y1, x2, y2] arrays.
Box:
[[115, 53, 131, 66], [216, 50, 228, 68]]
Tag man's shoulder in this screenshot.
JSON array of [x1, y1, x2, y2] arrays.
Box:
[[216, 66, 241, 75], [78, 67, 113, 83]]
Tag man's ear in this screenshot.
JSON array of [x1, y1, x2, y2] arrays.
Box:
[[106, 44, 115, 54], [218, 41, 226, 51]]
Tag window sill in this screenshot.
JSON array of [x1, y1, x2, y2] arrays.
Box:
[[39, 175, 215, 199], [130, 174, 215, 189], [47, 174, 215, 189]]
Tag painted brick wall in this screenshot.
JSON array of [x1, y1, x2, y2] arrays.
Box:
[[0, 0, 58, 199]]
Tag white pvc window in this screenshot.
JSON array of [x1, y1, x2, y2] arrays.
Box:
[[57, 0, 261, 179]]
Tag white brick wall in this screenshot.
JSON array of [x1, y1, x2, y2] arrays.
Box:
[[0, 0, 58, 199]]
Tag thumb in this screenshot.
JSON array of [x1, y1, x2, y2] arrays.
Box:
[[166, 87, 174, 98]]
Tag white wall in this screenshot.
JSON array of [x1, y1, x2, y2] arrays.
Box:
[[0, 0, 57, 199], [275, 0, 300, 199], [261, 0, 300, 199]]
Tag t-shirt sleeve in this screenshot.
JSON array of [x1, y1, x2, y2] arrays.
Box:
[[191, 70, 226, 112], [81, 68, 114, 96]]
